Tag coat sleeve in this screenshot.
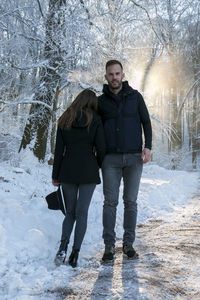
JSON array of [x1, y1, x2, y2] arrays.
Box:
[[138, 92, 152, 150], [94, 118, 106, 168], [52, 126, 65, 181]]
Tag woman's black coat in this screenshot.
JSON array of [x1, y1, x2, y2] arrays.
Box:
[[52, 112, 106, 184]]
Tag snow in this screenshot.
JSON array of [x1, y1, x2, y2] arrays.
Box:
[[0, 153, 199, 300]]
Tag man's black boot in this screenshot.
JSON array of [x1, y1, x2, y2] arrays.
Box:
[[123, 245, 138, 259], [102, 246, 115, 261]]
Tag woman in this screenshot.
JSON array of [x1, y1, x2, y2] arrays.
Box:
[[52, 89, 106, 268]]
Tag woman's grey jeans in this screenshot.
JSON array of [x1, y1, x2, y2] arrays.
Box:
[[102, 153, 143, 247], [61, 183, 96, 250]]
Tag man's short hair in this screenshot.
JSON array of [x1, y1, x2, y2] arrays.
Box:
[[106, 60, 123, 70]]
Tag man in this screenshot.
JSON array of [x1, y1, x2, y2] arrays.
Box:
[[98, 60, 152, 261]]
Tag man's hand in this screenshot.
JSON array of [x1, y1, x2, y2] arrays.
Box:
[[52, 179, 60, 186], [141, 148, 151, 163]]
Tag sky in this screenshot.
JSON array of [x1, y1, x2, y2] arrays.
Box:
[[0, 151, 199, 299]]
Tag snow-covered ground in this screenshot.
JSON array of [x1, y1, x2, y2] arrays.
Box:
[[0, 153, 199, 300]]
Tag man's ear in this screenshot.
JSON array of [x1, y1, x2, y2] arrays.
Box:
[[122, 73, 125, 79], [105, 74, 107, 81]]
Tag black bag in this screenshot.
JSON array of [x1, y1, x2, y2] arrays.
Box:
[[45, 185, 67, 215]]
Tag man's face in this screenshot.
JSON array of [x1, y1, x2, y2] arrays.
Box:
[[105, 64, 125, 90]]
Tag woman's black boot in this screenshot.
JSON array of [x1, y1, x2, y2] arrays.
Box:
[[54, 239, 68, 266], [68, 249, 79, 268]]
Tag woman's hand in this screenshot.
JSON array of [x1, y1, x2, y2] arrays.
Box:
[[52, 179, 60, 186]]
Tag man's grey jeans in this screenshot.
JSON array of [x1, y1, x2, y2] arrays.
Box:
[[102, 153, 143, 247]]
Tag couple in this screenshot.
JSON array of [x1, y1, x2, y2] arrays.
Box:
[[52, 60, 152, 267]]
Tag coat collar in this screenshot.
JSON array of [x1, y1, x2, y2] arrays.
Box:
[[102, 81, 136, 98]]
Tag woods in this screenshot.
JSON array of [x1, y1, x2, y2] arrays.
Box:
[[0, 0, 199, 169]]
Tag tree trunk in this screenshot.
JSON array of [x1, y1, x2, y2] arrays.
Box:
[[19, 0, 66, 161], [141, 45, 158, 93]]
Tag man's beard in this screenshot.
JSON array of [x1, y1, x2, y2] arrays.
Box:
[[109, 80, 122, 90]]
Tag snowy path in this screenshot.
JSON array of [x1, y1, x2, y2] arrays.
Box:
[[48, 191, 200, 300], [1, 162, 199, 299]]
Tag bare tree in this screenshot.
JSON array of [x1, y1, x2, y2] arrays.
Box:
[[18, 0, 67, 160]]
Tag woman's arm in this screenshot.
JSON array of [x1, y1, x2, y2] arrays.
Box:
[[94, 119, 106, 167], [52, 126, 64, 183]]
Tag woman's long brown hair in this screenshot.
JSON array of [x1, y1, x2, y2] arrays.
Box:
[[58, 89, 98, 130]]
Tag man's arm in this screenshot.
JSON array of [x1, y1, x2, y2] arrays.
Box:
[[138, 92, 152, 163]]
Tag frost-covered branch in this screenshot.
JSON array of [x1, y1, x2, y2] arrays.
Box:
[[79, 0, 93, 26], [130, 0, 164, 45], [17, 33, 45, 44], [0, 98, 52, 113], [151, 114, 179, 142], [11, 60, 48, 71], [176, 78, 200, 122], [36, 0, 44, 17]]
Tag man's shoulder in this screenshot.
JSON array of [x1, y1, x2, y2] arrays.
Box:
[[98, 93, 104, 100], [126, 87, 144, 100]]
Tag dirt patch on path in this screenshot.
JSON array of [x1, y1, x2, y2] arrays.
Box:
[[135, 192, 200, 299], [50, 192, 200, 299]]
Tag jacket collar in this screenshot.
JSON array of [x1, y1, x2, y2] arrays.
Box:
[[102, 81, 135, 98]]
